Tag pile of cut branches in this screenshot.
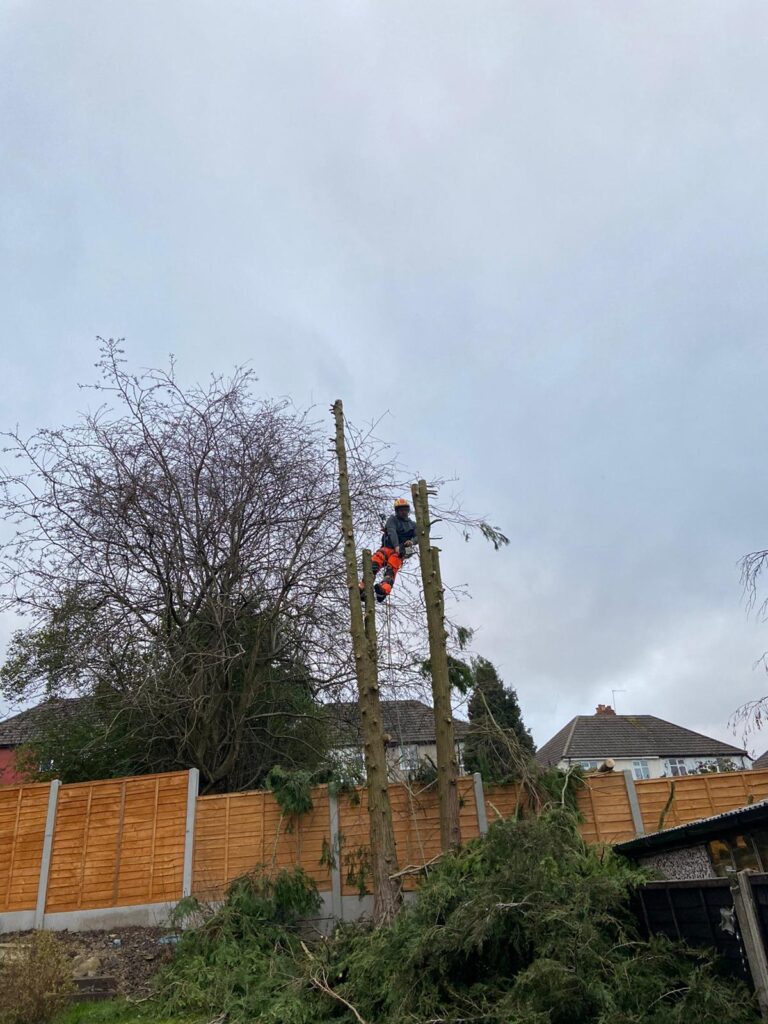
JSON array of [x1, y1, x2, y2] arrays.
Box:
[[155, 810, 759, 1023]]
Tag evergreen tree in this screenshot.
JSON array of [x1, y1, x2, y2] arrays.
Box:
[[464, 657, 535, 781]]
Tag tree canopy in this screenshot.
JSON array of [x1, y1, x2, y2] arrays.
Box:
[[464, 656, 535, 781]]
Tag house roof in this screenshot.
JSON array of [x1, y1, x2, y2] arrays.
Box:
[[615, 798, 768, 856], [324, 699, 469, 747], [1, 696, 468, 751], [535, 714, 747, 767], [753, 749, 768, 770], [0, 697, 91, 746]]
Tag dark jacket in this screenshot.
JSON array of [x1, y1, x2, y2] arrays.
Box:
[[381, 513, 416, 551]]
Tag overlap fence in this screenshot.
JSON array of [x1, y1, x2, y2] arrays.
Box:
[[3, 767, 768, 931]]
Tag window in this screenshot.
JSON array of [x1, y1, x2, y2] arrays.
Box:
[[752, 828, 768, 871], [400, 744, 421, 772], [330, 746, 366, 780], [577, 760, 599, 771], [732, 835, 759, 872], [708, 839, 734, 877], [708, 835, 761, 876], [632, 759, 650, 780], [456, 742, 465, 775], [666, 758, 688, 777]]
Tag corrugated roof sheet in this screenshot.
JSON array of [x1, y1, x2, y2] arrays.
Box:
[[536, 714, 746, 767]]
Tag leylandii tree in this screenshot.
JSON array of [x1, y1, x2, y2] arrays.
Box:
[[464, 657, 535, 781]]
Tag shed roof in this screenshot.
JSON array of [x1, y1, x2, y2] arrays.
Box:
[[615, 798, 768, 856]]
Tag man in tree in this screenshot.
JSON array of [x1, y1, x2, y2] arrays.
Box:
[[361, 497, 416, 603], [464, 657, 535, 781]]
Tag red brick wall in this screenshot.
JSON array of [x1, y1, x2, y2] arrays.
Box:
[[0, 747, 23, 785]]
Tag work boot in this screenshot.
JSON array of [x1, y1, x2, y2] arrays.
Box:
[[374, 582, 389, 603]]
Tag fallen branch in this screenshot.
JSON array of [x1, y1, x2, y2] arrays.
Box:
[[309, 969, 370, 1024], [390, 853, 443, 880]]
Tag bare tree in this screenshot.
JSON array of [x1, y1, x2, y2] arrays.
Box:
[[0, 342, 385, 789], [0, 341, 507, 792], [730, 551, 768, 741]]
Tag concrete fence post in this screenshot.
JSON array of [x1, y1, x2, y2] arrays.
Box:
[[35, 779, 61, 929], [622, 770, 645, 836], [473, 773, 488, 836], [733, 870, 768, 1018], [182, 769, 200, 899], [328, 791, 343, 921]]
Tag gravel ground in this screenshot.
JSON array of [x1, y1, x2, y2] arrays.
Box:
[[0, 927, 177, 998]]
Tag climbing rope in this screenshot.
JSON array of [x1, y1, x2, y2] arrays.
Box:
[[384, 587, 429, 871]]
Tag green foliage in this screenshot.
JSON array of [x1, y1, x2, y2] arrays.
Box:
[[53, 1000, 192, 1024], [462, 521, 510, 550], [0, 931, 74, 1024], [266, 766, 315, 816], [156, 868, 320, 1022], [690, 758, 741, 774], [464, 655, 536, 780], [13, 692, 145, 784], [343, 844, 372, 898], [3, 601, 331, 792], [156, 811, 759, 1024], [420, 654, 475, 694], [410, 755, 438, 786]]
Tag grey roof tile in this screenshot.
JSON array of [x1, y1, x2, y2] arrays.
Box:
[[0, 697, 90, 746], [324, 699, 469, 746], [536, 714, 747, 767], [0, 696, 468, 750]]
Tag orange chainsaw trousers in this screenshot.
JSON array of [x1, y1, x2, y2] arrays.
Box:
[[371, 546, 403, 596]]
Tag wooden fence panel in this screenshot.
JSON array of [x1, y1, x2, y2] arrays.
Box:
[[193, 788, 333, 902], [336, 778, 481, 896], [0, 783, 50, 912], [577, 772, 636, 845], [7, 767, 768, 924], [635, 769, 768, 835], [45, 772, 187, 913], [390, 785, 441, 891], [484, 783, 523, 824], [337, 787, 371, 897], [459, 777, 482, 842]]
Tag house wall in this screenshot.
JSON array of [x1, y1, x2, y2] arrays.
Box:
[[386, 742, 466, 781], [0, 748, 23, 786], [561, 755, 751, 780]]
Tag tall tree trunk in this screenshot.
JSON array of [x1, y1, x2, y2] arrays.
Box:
[[411, 479, 461, 851], [332, 400, 401, 923]]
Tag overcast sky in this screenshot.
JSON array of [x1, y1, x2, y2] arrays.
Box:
[[2, 2, 768, 754]]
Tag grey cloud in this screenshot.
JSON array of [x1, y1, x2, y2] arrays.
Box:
[[3, 1, 768, 751]]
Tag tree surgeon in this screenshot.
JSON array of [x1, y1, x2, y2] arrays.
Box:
[[361, 498, 417, 603]]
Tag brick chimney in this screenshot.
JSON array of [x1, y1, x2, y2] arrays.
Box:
[[595, 704, 616, 715]]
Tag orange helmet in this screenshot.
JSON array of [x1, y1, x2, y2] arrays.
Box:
[[393, 498, 410, 510]]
